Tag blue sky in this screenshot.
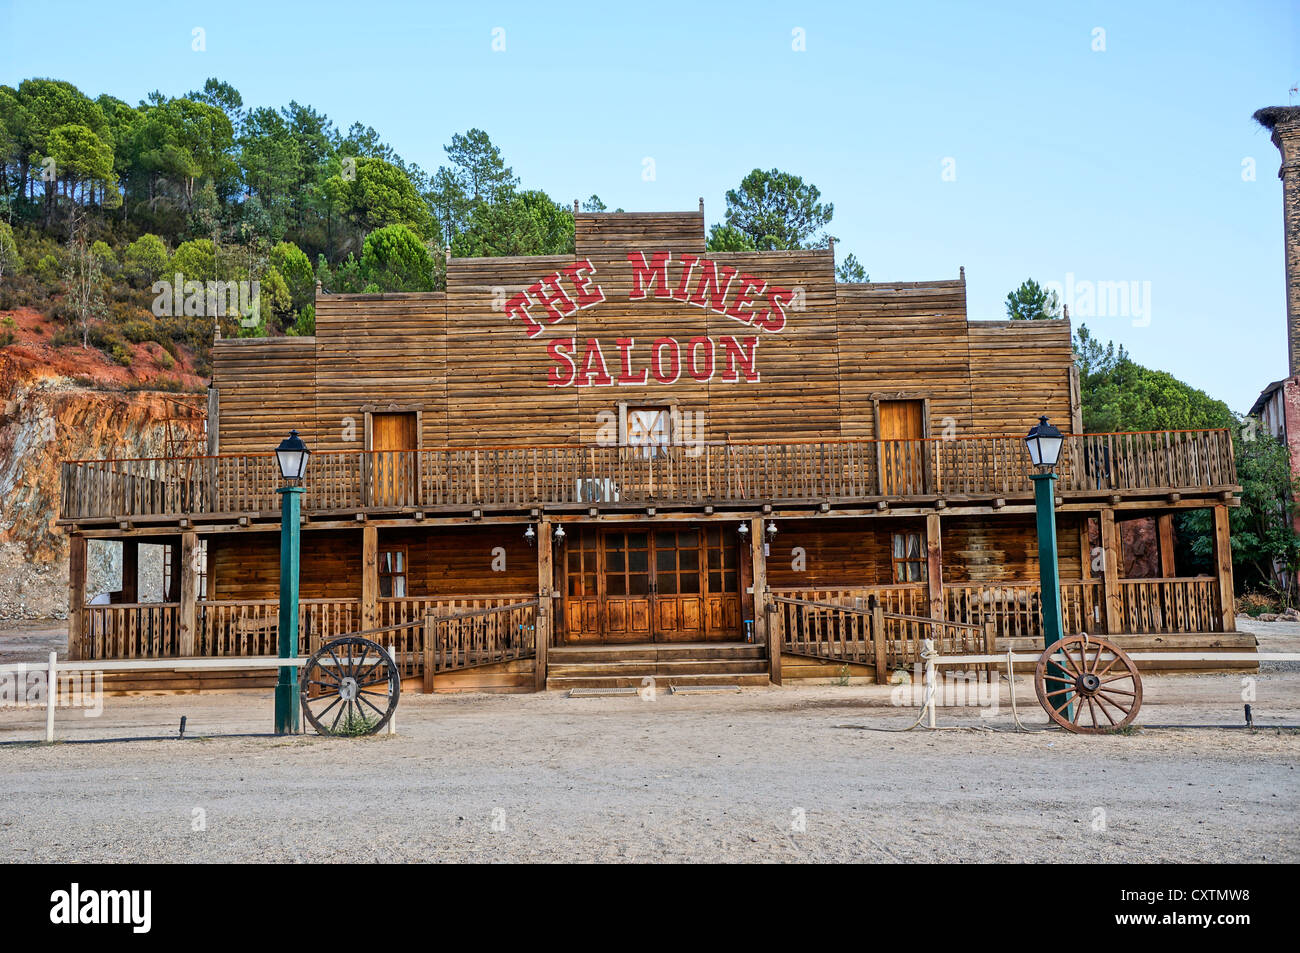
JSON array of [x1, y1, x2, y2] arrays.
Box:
[[2, 0, 1296, 413]]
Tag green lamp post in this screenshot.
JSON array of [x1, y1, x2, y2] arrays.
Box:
[[1025, 415, 1070, 720], [274, 429, 311, 735]]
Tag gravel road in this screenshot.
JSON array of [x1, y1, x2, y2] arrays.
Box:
[[1, 619, 1297, 863]]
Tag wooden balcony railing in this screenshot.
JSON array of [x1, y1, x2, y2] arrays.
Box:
[[59, 430, 1237, 523]]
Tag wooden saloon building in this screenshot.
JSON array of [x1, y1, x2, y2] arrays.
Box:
[[60, 208, 1249, 691]]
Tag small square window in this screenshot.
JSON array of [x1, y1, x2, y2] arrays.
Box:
[[378, 545, 407, 598], [891, 532, 927, 583]]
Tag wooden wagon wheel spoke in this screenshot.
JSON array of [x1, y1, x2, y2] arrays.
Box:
[[300, 635, 401, 736], [1034, 635, 1143, 735], [1093, 696, 1118, 726]]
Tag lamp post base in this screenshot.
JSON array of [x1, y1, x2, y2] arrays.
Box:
[[275, 677, 300, 735]]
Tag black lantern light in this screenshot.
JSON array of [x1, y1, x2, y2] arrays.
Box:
[[1024, 416, 1064, 470], [275, 429, 311, 483]]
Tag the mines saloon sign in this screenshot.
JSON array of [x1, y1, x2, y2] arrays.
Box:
[[502, 251, 797, 387]]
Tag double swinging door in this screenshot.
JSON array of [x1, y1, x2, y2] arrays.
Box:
[[563, 527, 742, 643]]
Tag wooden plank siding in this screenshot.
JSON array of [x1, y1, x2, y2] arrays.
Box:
[[210, 213, 1075, 454]]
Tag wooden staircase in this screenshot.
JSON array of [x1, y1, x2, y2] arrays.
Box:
[[546, 642, 769, 691]]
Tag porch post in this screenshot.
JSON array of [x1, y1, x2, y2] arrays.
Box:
[[167, 540, 182, 602], [67, 534, 86, 661], [1098, 508, 1123, 635], [535, 519, 553, 691], [925, 513, 944, 622], [1157, 513, 1177, 577], [750, 517, 777, 685], [121, 539, 138, 604], [361, 524, 378, 631], [1211, 504, 1236, 631], [178, 531, 198, 655], [1079, 518, 1095, 632]]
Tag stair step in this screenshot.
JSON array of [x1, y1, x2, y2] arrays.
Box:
[[549, 643, 763, 664], [547, 672, 770, 690], [547, 659, 769, 677]]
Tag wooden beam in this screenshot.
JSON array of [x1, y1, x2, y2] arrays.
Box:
[[535, 519, 553, 692], [1157, 513, 1177, 577], [121, 539, 138, 604], [167, 540, 182, 602], [1079, 517, 1095, 631], [1099, 509, 1123, 635], [361, 525, 378, 631], [925, 513, 944, 622], [178, 531, 198, 656], [871, 597, 888, 685], [750, 517, 777, 684], [1212, 504, 1236, 631], [67, 534, 86, 661]]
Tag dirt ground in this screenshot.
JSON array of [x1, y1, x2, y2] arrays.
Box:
[[1, 619, 1297, 863]]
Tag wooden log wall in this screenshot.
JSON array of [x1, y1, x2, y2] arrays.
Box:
[[206, 529, 361, 600], [211, 337, 318, 455], [315, 294, 449, 451], [212, 212, 1078, 453]]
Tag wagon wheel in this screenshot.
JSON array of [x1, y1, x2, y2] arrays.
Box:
[[1034, 634, 1142, 734], [299, 636, 400, 736]]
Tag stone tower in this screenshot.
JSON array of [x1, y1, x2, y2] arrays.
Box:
[[1255, 106, 1300, 375]]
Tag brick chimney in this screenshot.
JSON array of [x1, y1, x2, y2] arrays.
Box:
[[1256, 106, 1300, 376]]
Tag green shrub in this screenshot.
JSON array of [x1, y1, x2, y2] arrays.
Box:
[[124, 233, 169, 286], [35, 254, 62, 286], [120, 319, 155, 343]]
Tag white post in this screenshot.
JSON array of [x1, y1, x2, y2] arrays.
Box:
[[387, 643, 398, 736], [46, 651, 57, 743], [923, 638, 937, 730]]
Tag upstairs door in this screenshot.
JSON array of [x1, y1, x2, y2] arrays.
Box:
[[878, 400, 926, 495], [370, 412, 418, 507]]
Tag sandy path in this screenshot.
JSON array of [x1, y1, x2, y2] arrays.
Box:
[[1, 619, 1296, 863]]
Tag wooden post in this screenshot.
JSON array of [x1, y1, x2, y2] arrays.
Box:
[[750, 517, 777, 684], [983, 620, 997, 677], [535, 519, 553, 691], [178, 531, 198, 655], [423, 617, 435, 694], [67, 534, 86, 661], [1212, 504, 1236, 631], [871, 596, 888, 684], [167, 540, 182, 602], [1157, 513, 1177, 578], [361, 524, 378, 631], [1079, 517, 1094, 631], [1099, 508, 1123, 635], [925, 513, 944, 622], [121, 539, 138, 604]]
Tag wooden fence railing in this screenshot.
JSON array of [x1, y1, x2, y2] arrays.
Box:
[[422, 599, 538, 690], [769, 593, 991, 680], [1119, 577, 1222, 634], [60, 429, 1237, 522], [82, 603, 180, 660]]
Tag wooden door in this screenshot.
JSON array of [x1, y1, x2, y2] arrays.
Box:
[[560, 527, 743, 644], [652, 529, 705, 641], [563, 531, 602, 642], [878, 400, 926, 495], [370, 412, 418, 507], [703, 528, 742, 641], [601, 530, 654, 643]]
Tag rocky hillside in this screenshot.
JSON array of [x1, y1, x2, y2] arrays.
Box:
[[0, 308, 206, 621]]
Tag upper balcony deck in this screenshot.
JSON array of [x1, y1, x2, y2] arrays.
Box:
[[58, 429, 1239, 529]]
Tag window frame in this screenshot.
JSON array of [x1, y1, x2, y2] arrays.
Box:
[[377, 544, 409, 599]]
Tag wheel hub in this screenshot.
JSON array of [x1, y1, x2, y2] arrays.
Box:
[[338, 676, 358, 702], [1076, 672, 1100, 695]]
